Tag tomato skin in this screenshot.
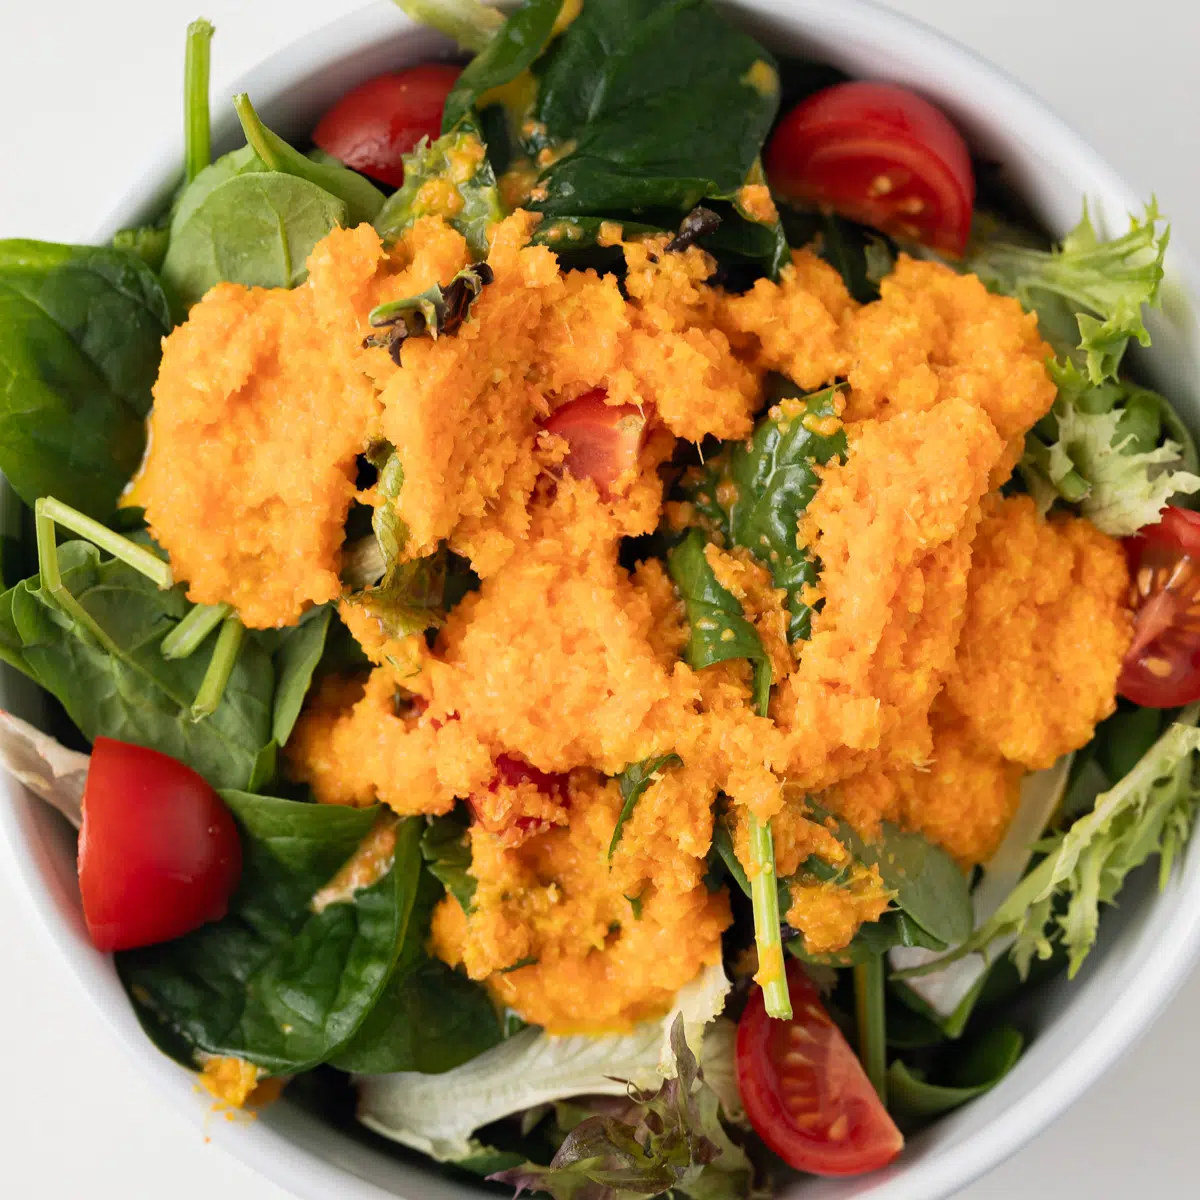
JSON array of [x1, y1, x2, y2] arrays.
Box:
[[1119, 507, 1200, 708], [312, 64, 461, 189], [468, 754, 570, 843], [736, 961, 904, 1177], [765, 81, 975, 256], [542, 388, 648, 496], [78, 739, 242, 952]]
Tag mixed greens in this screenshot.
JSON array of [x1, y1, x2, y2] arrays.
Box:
[[0, 0, 1198, 1196]]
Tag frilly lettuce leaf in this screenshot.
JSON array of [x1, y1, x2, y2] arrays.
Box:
[[355, 963, 731, 1162], [968, 201, 1168, 383], [896, 707, 1200, 983], [489, 1013, 757, 1200]]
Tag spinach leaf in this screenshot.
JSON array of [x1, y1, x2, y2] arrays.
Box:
[[422, 808, 477, 913], [609, 753, 686, 859], [441, 0, 563, 130], [373, 126, 502, 257], [806, 802, 973, 947], [111, 226, 170, 273], [667, 528, 771, 713], [233, 93, 386, 226], [529, 0, 779, 217], [778, 209, 894, 304], [118, 804, 422, 1076], [788, 910, 944, 969], [162, 173, 347, 308], [169, 144, 264, 237], [887, 1025, 1024, 1119], [331, 869, 504, 1075], [267, 606, 331, 748], [608, 753, 683, 858], [0, 241, 172, 519], [4, 541, 273, 790], [722, 384, 846, 642]]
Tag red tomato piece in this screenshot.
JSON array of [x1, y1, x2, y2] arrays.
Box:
[[1119, 506, 1200, 707], [765, 81, 975, 256], [468, 754, 570, 844], [312, 63, 461, 189], [736, 961, 904, 1177], [542, 388, 648, 496], [78, 739, 242, 952]]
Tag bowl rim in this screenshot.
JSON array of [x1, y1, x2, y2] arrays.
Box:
[[2, 2, 1199, 1199]]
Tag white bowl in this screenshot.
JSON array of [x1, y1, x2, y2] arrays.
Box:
[[2, 2, 1198, 1198]]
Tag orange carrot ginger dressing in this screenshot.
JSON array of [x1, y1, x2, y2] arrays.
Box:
[[132, 212, 1132, 1034]]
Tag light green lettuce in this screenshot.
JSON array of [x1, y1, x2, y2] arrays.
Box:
[[356, 963, 731, 1161], [897, 708, 1200, 984]]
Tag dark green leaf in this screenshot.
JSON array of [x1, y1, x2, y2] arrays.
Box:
[[330, 869, 504, 1075], [162, 172, 347, 308], [119, 806, 421, 1076], [0, 240, 172, 519], [374, 126, 503, 258], [807, 802, 973, 946], [421, 807, 477, 913], [442, 0, 564, 131], [778, 208, 893, 304], [788, 910, 944, 969], [667, 528, 771, 713], [887, 1025, 1024, 1119], [721, 384, 846, 642], [709, 820, 751, 898], [608, 753, 683, 857], [268, 606, 332, 748], [529, 0, 779, 217], [1095, 704, 1165, 784], [8, 541, 272, 790]]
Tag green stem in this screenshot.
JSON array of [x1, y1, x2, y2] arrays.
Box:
[[161, 602, 231, 660], [37, 497, 173, 589], [854, 956, 887, 1102], [184, 18, 215, 183], [190, 615, 244, 721], [391, 0, 505, 53], [232, 93, 283, 171], [749, 814, 792, 1020], [34, 501, 121, 655]]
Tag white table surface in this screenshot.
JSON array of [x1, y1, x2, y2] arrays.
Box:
[[1, 1, 1197, 1197]]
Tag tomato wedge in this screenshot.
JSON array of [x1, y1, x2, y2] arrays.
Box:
[[542, 388, 648, 496], [312, 64, 461, 189], [765, 81, 975, 256], [1119, 506, 1200, 707], [78, 739, 242, 952], [469, 754, 570, 844], [736, 961, 904, 1176]]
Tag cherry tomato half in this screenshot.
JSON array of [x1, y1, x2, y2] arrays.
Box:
[[765, 81, 975, 257], [736, 961, 904, 1177], [468, 754, 570, 844], [542, 388, 648, 496], [1119, 506, 1200, 707], [312, 63, 461, 189], [78, 739, 242, 952]]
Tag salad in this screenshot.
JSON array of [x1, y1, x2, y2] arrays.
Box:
[[0, 0, 1196, 1193]]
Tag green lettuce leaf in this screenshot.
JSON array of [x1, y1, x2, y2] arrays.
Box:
[[1021, 361, 1200, 536], [356, 963, 730, 1161], [968, 201, 1168, 383], [489, 1014, 756, 1200], [897, 707, 1200, 982]]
